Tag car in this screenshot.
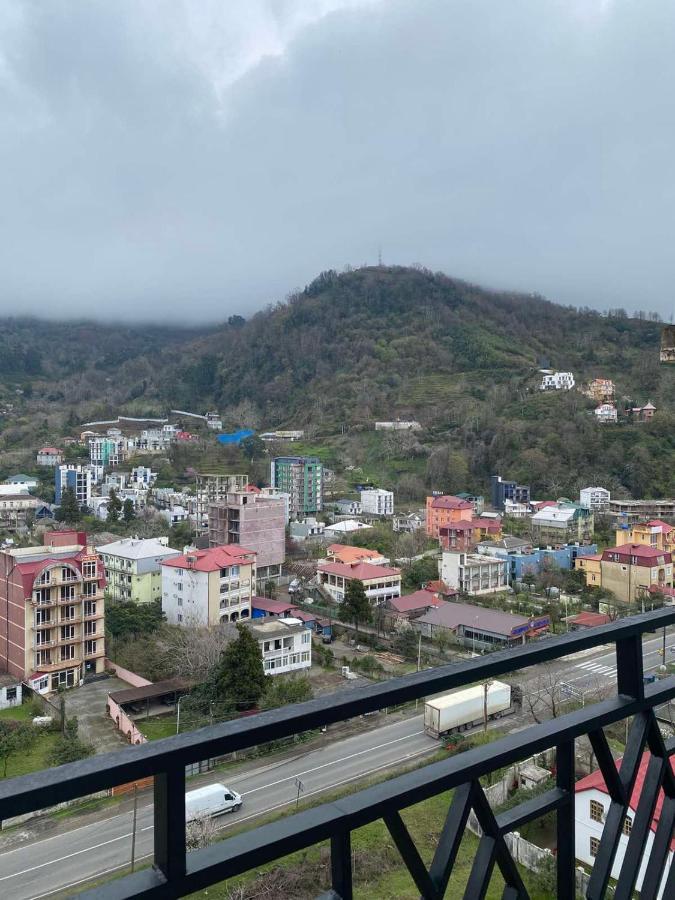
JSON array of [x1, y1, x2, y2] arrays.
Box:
[[643, 673, 658, 684]]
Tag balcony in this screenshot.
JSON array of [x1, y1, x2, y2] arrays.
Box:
[[2, 610, 675, 898], [32, 657, 81, 673]]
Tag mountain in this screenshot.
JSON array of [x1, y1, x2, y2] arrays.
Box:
[[0, 266, 673, 500]]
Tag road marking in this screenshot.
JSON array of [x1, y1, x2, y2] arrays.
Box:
[[241, 730, 427, 796], [0, 832, 135, 881]]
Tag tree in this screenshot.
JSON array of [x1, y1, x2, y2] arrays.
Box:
[[49, 717, 94, 766], [107, 489, 122, 523], [0, 721, 36, 777], [57, 487, 80, 524], [262, 675, 313, 709], [402, 556, 439, 590], [122, 498, 135, 523], [105, 599, 165, 642], [338, 579, 372, 642], [211, 623, 267, 709]]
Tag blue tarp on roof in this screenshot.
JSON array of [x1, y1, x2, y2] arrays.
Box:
[[216, 429, 255, 445]]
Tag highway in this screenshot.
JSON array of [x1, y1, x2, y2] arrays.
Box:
[[1, 628, 673, 899]]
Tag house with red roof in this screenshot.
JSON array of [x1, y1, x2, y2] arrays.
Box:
[[325, 544, 389, 566], [425, 495, 473, 538], [385, 591, 445, 623], [599, 544, 673, 605], [36, 447, 63, 467], [316, 559, 402, 606], [616, 520, 675, 555], [438, 517, 502, 552], [575, 752, 674, 895], [161, 545, 257, 627]]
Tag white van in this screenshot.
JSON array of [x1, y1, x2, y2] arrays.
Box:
[[185, 783, 243, 822]]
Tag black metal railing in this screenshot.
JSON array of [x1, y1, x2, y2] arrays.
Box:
[[2, 609, 675, 899]]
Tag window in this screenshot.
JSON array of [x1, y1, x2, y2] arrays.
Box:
[[85, 640, 97, 656], [176, 568, 183, 576], [60, 644, 75, 661], [589, 836, 600, 858], [176, 582, 183, 591], [623, 816, 632, 836], [302, 632, 310, 644], [6, 687, 16, 701], [82, 561, 97, 578], [84, 601, 97, 617], [590, 799, 604, 822], [85, 621, 97, 636], [177, 613, 183, 623], [61, 625, 75, 641], [301, 651, 310, 662], [36, 608, 51, 625]]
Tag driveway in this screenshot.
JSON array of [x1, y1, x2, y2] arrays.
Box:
[[62, 677, 130, 753]]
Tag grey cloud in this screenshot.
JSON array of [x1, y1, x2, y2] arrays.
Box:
[[0, 0, 674, 321]]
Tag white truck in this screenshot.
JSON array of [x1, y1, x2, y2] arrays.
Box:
[[424, 681, 513, 739], [185, 783, 243, 821]]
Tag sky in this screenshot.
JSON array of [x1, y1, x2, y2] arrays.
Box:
[[1, 0, 674, 322]]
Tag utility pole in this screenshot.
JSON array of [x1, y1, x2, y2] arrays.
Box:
[[483, 680, 493, 733], [415, 633, 422, 711], [130, 784, 138, 872]]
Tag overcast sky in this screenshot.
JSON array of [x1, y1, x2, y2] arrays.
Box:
[[1, 0, 674, 322]]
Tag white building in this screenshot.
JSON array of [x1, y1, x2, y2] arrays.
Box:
[[375, 420, 421, 431], [248, 617, 312, 675], [440, 551, 508, 595], [360, 488, 394, 517], [324, 519, 373, 537], [335, 499, 363, 516], [575, 753, 672, 898], [393, 511, 426, 533], [540, 371, 575, 391], [580, 487, 611, 511], [0, 675, 22, 710], [205, 412, 222, 430], [97, 536, 181, 603], [289, 517, 326, 542], [594, 403, 618, 424], [259, 430, 304, 442], [504, 499, 530, 518], [317, 560, 402, 605], [36, 447, 63, 467], [130, 466, 157, 487], [159, 505, 189, 526]]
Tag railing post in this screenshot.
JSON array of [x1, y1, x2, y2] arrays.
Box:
[[330, 830, 353, 900], [556, 740, 575, 900], [616, 634, 644, 701], [153, 764, 186, 884]]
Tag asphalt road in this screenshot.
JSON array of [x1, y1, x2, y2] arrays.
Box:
[[1, 628, 674, 899]]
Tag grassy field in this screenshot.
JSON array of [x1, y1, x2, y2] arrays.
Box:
[[136, 716, 177, 741], [0, 702, 61, 779]]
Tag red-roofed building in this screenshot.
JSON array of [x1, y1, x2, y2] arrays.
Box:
[[616, 520, 675, 555], [36, 447, 63, 467], [423, 580, 459, 601], [599, 544, 673, 605], [161, 545, 257, 626], [0, 531, 106, 694], [325, 544, 389, 566], [425, 495, 473, 538], [317, 559, 402, 606], [385, 591, 444, 621], [565, 611, 611, 630], [439, 517, 502, 552], [575, 752, 675, 893]]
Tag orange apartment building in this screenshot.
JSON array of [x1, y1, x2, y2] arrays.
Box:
[[0, 531, 106, 694], [425, 495, 473, 539]]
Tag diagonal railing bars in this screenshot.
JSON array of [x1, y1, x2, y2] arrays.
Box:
[[1, 608, 675, 898]]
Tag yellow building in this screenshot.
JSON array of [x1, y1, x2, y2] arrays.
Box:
[[615, 521, 675, 555], [575, 553, 602, 587], [576, 544, 673, 605]]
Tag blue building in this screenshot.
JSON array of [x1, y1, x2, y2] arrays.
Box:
[[477, 540, 598, 584], [55, 465, 92, 508]]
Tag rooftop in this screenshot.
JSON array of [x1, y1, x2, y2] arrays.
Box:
[[326, 544, 385, 563], [96, 537, 180, 560], [317, 560, 401, 580], [429, 495, 473, 511], [248, 617, 309, 639], [161, 544, 256, 572], [417, 601, 547, 637], [387, 592, 444, 614]]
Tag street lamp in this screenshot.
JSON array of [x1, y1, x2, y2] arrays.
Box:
[[176, 695, 185, 735]]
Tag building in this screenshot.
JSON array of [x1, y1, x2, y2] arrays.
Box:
[[608, 498, 675, 526], [575, 752, 674, 896], [0, 531, 106, 693], [335, 499, 362, 516], [490, 476, 531, 512], [257, 487, 291, 525], [0, 492, 38, 531], [323, 519, 373, 538], [161, 545, 257, 626], [317, 560, 402, 606], [584, 378, 615, 403], [55, 465, 93, 508], [393, 511, 425, 533], [205, 412, 222, 430], [208, 491, 286, 585], [247, 617, 312, 675], [270, 457, 323, 517], [438, 517, 502, 552], [289, 518, 326, 542], [375, 420, 421, 431], [530, 501, 594, 546], [582, 544, 674, 605], [539, 371, 575, 390], [195, 474, 249, 534], [594, 403, 618, 423], [360, 488, 394, 517], [36, 447, 63, 467], [6, 474, 38, 489], [385, 591, 444, 622], [415, 601, 549, 650], [616, 520, 675, 554], [97, 537, 181, 604], [456, 493, 485, 516], [89, 434, 127, 468], [129, 466, 157, 487], [325, 544, 389, 566], [425, 495, 473, 539], [259, 430, 304, 442], [0, 674, 22, 710], [579, 486, 611, 512], [630, 401, 657, 422], [477, 541, 598, 585], [440, 551, 508, 595], [575, 552, 602, 587]]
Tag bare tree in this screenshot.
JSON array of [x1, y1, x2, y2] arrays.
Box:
[[186, 815, 218, 851], [165, 623, 236, 681]]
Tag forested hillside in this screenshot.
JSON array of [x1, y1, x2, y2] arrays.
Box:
[[0, 266, 672, 500]]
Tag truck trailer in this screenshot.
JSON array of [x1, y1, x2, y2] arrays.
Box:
[[424, 681, 512, 739]]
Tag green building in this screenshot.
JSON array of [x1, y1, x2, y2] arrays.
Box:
[[270, 456, 323, 518]]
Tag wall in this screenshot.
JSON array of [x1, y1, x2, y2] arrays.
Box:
[[104, 659, 152, 688], [106, 695, 146, 745]]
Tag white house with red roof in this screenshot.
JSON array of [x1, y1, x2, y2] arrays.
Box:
[[316, 560, 402, 605], [575, 752, 674, 896], [161, 545, 256, 627], [36, 447, 63, 467]]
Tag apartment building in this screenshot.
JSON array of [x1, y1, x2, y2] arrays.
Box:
[[579, 487, 611, 511], [575, 544, 673, 604], [0, 492, 38, 531], [161, 545, 256, 626], [608, 498, 675, 526], [440, 551, 508, 595], [0, 531, 105, 694], [490, 476, 531, 512], [325, 544, 389, 565], [36, 447, 63, 467], [270, 457, 323, 517], [540, 371, 575, 390], [360, 488, 394, 516], [439, 517, 502, 552], [317, 560, 402, 605], [615, 520, 674, 554], [530, 501, 594, 546], [594, 403, 618, 424], [194, 473, 249, 534], [247, 617, 312, 675], [55, 465, 93, 508], [425, 495, 473, 539], [97, 537, 181, 603], [89, 434, 127, 468], [208, 491, 286, 584]]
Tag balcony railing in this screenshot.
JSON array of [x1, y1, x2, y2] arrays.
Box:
[[2, 609, 675, 898]]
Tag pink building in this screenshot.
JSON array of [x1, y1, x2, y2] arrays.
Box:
[[208, 491, 286, 585]]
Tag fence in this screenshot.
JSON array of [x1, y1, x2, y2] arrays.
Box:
[[105, 659, 152, 688], [1, 608, 675, 899]]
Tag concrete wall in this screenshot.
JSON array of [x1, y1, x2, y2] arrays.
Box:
[[106, 695, 146, 745], [104, 659, 152, 688]]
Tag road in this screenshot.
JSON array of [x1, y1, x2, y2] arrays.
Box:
[[0, 716, 437, 899], [1, 627, 674, 899]]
